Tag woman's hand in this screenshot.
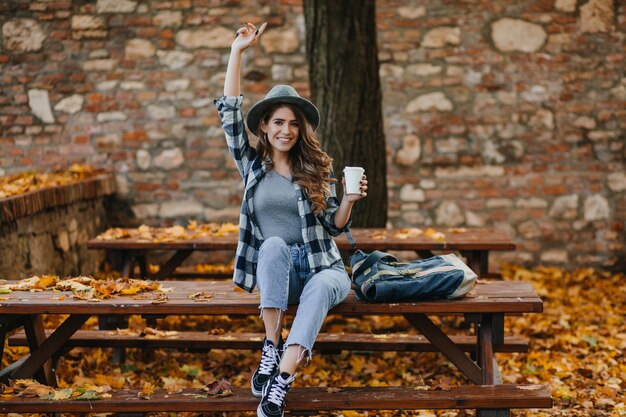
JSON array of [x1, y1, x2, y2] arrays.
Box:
[[223, 21, 266, 96], [342, 175, 368, 203], [232, 22, 267, 53], [334, 174, 367, 228]]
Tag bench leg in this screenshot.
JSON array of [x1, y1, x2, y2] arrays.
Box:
[[0, 356, 27, 383], [120, 251, 135, 278], [142, 313, 166, 329], [479, 318, 495, 384], [107, 249, 123, 274], [107, 250, 150, 363], [476, 313, 505, 385], [138, 253, 149, 279], [153, 249, 194, 280], [415, 250, 435, 259], [22, 315, 56, 386], [462, 250, 489, 277], [98, 313, 130, 346], [98, 315, 129, 364], [0, 315, 25, 366], [14, 314, 89, 386], [404, 313, 483, 384]]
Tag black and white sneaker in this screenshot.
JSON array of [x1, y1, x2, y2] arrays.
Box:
[[251, 338, 283, 397], [257, 371, 294, 417]]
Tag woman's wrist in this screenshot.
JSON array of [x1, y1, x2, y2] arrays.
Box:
[[341, 195, 355, 207], [230, 45, 244, 54]]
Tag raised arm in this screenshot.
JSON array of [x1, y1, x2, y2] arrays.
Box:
[[224, 22, 267, 96], [215, 22, 268, 180]]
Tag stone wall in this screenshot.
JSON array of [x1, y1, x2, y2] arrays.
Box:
[[0, 0, 624, 270], [0, 175, 115, 280]]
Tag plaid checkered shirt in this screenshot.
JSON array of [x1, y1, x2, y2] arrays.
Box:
[[214, 95, 354, 292]]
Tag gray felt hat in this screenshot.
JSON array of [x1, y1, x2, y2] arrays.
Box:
[[246, 85, 320, 134]]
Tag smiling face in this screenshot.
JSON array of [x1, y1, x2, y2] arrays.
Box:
[[260, 106, 300, 159]]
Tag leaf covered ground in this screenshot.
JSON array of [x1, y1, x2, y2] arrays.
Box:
[[1, 265, 624, 417]]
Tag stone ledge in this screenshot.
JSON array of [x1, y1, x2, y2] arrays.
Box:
[[0, 174, 116, 225]]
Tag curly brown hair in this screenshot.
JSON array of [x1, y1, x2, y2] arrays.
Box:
[[255, 103, 335, 215]]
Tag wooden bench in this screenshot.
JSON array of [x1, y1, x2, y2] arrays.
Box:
[[87, 226, 515, 343], [0, 279, 551, 415], [9, 329, 529, 353], [87, 226, 515, 279], [0, 385, 552, 414]]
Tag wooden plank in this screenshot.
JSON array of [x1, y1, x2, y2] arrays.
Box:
[[8, 330, 529, 353], [0, 385, 553, 413], [0, 280, 544, 316], [86, 234, 238, 251], [343, 228, 516, 251], [86, 227, 515, 252]]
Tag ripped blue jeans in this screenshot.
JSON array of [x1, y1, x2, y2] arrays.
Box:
[[256, 236, 351, 357]]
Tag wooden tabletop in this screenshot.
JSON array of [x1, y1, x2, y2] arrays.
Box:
[[0, 280, 541, 316], [342, 228, 515, 251], [86, 227, 515, 252], [0, 385, 553, 413]]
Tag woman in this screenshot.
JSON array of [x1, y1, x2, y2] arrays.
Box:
[[214, 22, 367, 417]]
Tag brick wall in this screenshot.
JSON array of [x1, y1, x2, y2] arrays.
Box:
[[0, 0, 624, 270]]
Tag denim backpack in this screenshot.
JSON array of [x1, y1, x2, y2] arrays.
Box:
[[349, 250, 477, 302]]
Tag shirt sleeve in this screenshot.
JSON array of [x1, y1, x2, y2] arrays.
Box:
[[213, 95, 258, 179], [317, 173, 352, 237]]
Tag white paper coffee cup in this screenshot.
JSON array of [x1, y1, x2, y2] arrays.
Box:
[[343, 166, 365, 195]]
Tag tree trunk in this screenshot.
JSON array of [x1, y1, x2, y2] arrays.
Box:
[[304, 0, 387, 227]]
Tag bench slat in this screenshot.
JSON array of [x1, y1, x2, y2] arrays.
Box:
[[0, 280, 543, 315], [86, 227, 516, 252], [8, 330, 528, 353], [0, 385, 552, 413]]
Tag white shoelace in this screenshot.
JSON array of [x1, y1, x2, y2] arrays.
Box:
[[267, 374, 293, 406], [258, 343, 278, 375]]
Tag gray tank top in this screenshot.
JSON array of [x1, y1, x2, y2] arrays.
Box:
[[254, 170, 304, 245]]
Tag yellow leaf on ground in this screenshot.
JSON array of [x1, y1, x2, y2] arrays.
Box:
[[138, 382, 155, 400]]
